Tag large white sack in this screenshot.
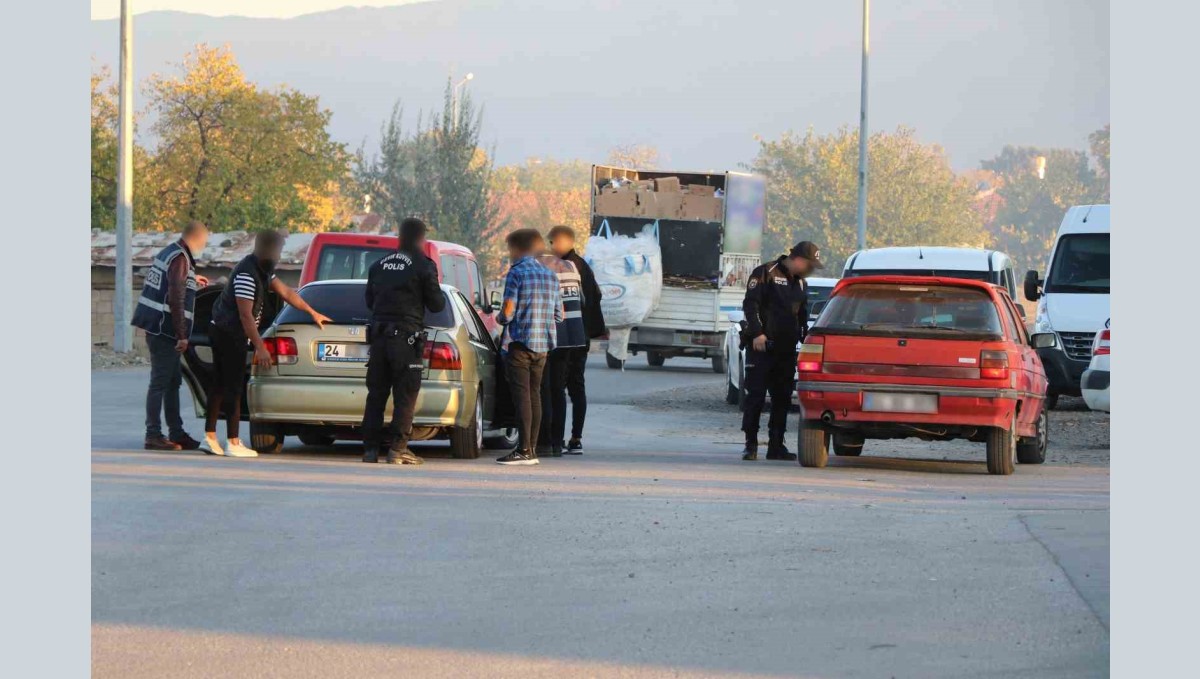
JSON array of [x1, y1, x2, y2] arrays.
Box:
[[585, 221, 663, 333]]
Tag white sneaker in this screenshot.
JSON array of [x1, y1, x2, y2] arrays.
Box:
[[224, 439, 259, 458], [199, 435, 224, 456]]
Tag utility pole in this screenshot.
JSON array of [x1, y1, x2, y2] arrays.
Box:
[[113, 0, 134, 352], [856, 0, 870, 251]]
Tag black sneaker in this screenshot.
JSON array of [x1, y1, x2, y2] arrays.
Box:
[[765, 443, 796, 461], [362, 446, 379, 464], [742, 446, 758, 461], [564, 439, 584, 455], [496, 449, 540, 466]]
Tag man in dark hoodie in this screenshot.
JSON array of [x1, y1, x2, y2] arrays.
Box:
[[548, 225, 606, 454]]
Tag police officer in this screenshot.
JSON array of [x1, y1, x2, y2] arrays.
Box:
[[740, 241, 824, 461], [361, 217, 446, 465]]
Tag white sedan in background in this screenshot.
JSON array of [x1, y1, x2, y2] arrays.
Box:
[[1081, 319, 1110, 412], [723, 277, 839, 409]]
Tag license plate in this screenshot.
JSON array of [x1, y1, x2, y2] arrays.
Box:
[[317, 342, 370, 363], [862, 392, 938, 414]]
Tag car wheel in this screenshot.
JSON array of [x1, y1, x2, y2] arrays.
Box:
[[986, 411, 1017, 475], [1017, 409, 1048, 465], [798, 422, 829, 468], [833, 434, 864, 456], [249, 422, 283, 454], [1045, 392, 1059, 410], [605, 352, 623, 370], [483, 427, 518, 451], [711, 353, 725, 373], [647, 351, 666, 367], [298, 432, 336, 447], [449, 392, 482, 459]]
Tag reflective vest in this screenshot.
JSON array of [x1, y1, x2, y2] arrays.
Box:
[[131, 240, 198, 340], [537, 254, 587, 348]]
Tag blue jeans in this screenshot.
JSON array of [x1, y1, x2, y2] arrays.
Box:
[[145, 333, 185, 439]]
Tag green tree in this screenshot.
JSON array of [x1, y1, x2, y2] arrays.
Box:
[[982, 143, 1102, 274], [357, 82, 503, 276], [91, 66, 119, 230], [144, 45, 347, 232], [747, 126, 987, 271], [1089, 124, 1110, 201]]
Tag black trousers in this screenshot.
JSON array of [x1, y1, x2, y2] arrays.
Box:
[[505, 342, 547, 454], [205, 324, 250, 439], [145, 333, 185, 439], [740, 347, 799, 443], [362, 332, 424, 450], [565, 341, 589, 440], [538, 348, 571, 450]]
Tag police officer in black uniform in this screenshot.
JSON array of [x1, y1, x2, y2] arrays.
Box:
[[361, 217, 446, 465], [740, 241, 824, 461]]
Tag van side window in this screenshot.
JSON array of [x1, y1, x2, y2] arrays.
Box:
[[439, 255, 471, 296], [468, 260, 484, 307]]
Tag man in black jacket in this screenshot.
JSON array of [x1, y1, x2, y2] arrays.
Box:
[[361, 217, 446, 465], [740, 241, 823, 461], [549, 225, 606, 454]]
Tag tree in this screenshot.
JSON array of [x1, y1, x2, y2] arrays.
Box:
[[982, 142, 1102, 274], [606, 144, 660, 169], [746, 126, 987, 271], [357, 82, 503, 276], [1089, 124, 1110, 202], [144, 45, 347, 232], [91, 66, 119, 230], [488, 158, 592, 275]]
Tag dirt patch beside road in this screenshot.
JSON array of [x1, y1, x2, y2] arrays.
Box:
[[634, 381, 1110, 466]]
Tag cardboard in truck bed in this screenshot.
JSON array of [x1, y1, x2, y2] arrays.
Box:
[[680, 194, 724, 221], [686, 184, 716, 197], [594, 191, 638, 217], [654, 176, 681, 192]]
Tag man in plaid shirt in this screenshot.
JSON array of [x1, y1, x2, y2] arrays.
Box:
[[495, 228, 563, 465]]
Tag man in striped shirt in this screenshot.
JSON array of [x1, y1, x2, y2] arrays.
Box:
[[203, 230, 331, 457], [495, 228, 562, 466]]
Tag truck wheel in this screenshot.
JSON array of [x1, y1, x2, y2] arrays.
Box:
[[449, 393, 482, 459], [298, 432, 336, 447], [798, 423, 829, 468], [1017, 409, 1048, 465], [711, 354, 725, 373], [250, 422, 283, 454], [605, 352, 623, 370], [833, 434, 864, 456], [1045, 392, 1059, 410], [647, 351, 665, 367], [986, 413, 1017, 475]]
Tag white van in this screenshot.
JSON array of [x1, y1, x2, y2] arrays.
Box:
[[1023, 205, 1110, 408], [841, 247, 1021, 302]]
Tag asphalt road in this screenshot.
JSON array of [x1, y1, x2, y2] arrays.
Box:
[[92, 355, 1109, 678]]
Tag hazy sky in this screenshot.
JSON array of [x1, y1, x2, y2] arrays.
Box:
[[91, 1, 414, 20]]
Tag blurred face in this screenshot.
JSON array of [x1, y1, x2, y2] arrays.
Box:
[[183, 228, 209, 255], [550, 233, 574, 257], [786, 256, 813, 278]]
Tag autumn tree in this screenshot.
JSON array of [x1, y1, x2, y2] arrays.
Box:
[[91, 65, 154, 230], [606, 144, 660, 169], [747, 126, 987, 271], [144, 45, 348, 232], [487, 158, 592, 275]]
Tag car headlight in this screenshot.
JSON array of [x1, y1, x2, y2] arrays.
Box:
[[1034, 301, 1053, 334]]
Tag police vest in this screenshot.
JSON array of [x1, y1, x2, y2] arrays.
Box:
[[131, 240, 198, 340], [538, 254, 587, 348]]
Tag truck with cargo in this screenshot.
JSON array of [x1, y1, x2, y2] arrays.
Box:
[[590, 164, 766, 372]]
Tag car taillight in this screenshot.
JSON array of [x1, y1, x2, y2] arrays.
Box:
[[423, 341, 462, 371], [1094, 329, 1110, 356], [263, 337, 298, 365], [797, 342, 824, 373], [980, 350, 1008, 379]]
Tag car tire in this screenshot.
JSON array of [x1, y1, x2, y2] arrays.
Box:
[[1045, 392, 1060, 410], [833, 434, 864, 457], [483, 427, 518, 450], [250, 422, 283, 454], [605, 352, 623, 370], [986, 412, 1017, 475], [711, 354, 725, 373], [450, 392, 483, 460], [298, 432, 336, 447], [1017, 409, 1048, 465], [647, 351, 666, 367], [798, 423, 829, 468]]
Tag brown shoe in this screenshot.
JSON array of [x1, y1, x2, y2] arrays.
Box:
[[170, 433, 201, 450], [145, 435, 182, 451]]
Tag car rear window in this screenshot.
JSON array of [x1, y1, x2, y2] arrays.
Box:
[[276, 284, 454, 328], [315, 245, 392, 281], [815, 284, 1002, 337]]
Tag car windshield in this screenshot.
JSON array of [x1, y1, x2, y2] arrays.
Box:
[[315, 245, 392, 281], [1045, 233, 1109, 294], [275, 284, 454, 328], [816, 284, 1002, 337]]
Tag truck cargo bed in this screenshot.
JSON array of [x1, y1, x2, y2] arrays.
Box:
[[638, 287, 743, 333]]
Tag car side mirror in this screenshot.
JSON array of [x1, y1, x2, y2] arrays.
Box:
[[488, 289, 502, 313], [1030, 332, 1057, 349], [1023, 270, 1042, 302]]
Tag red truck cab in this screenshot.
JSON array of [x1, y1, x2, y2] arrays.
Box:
[[795, 276, 1057, 475], [299, 232, 498, 338]]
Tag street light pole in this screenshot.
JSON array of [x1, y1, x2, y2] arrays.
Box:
[[114, 0, 134, 352], [856, 0, 870, 251], [452, 72, 473, 130]]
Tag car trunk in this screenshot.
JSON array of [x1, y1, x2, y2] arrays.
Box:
[[268, 324, 458, 382], [821, 335, 990, 378]]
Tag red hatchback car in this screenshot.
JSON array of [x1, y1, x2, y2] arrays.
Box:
[[795, 276, 1057, 475]]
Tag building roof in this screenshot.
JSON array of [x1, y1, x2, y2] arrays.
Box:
[[92, 229, 317, 270]]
